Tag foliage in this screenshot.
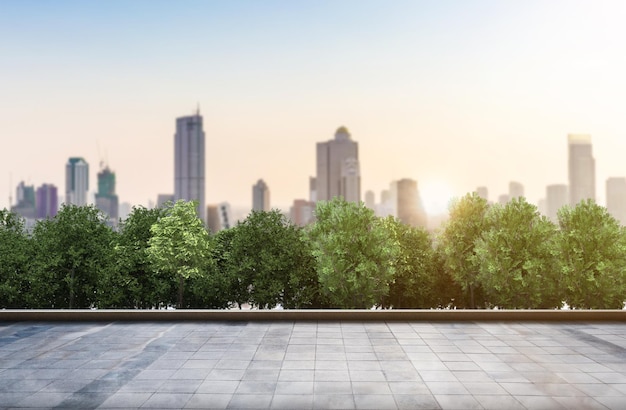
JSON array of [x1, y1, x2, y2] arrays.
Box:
[[557, 200, 626, 309], [383, 217, 438, 308], [474, 198, 561, 309], [0, 209, 32, 308], [30, 204, 116, 308], [224, 210, 319, 309], [307, 198, 398, 308], [146, 200, 212, 308], [112, 205, 174, 308], [438, 193, 490, 308]]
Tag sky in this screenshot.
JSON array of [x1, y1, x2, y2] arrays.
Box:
[[2, 0, 626, 216]]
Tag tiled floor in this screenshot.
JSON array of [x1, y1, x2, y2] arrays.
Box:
[[0, 321, 624, 409]]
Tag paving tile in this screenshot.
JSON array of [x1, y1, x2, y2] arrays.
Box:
[[98, 392, 152, 408], [274, 381, 313, 395], [313, 394, 356, 409], [433, 394, 482, 409], [227, 393, 273, 409], [314, 381, 353, 394], [184, 393, 232, 408], [141, 392, 192, 408], [270, 394, 314, 409]]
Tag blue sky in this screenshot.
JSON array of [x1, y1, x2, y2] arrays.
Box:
[[2, 0, 626, 214]]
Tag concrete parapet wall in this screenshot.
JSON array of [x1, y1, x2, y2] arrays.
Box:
[[0, 309, 624, 322]]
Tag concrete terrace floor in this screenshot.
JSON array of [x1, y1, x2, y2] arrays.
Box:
[[0, 321, 625, 409]]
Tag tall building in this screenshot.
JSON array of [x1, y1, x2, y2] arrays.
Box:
[[11, 181, 36, 219], [364, 190, 375, 210], [206, 204, 221, 233], [218, 202, 232, 230], [396, 178, 427, 228], [546, 184, 568, 223], [174, 111, 205, 222], [309, 177, 317, 202], [509, 181, 524, 200], [95, 166, 119, 225], [606, 177, 626, 225], [36, 183, 58, 219], [316, 126, 360, 203], [252, 179, 270, 212], [475, 186, 488, 201], [290, 199, 315, 226], [568, 134, 595, 206], [65, 157, 89, 206], [157, 194, 175, 208]]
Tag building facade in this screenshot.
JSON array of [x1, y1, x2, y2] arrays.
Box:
[[396, 178, 427, 228], [509, 181, 524, 200], [252, 179, 270, 212], [174, 111, 206, 222], [316, 126, 360, 203], [606, 177, 626, 225], [546, 184, 568, 223], [11, 181, 36, 220], [290, 199, 315, 226], [568, 134, 595, 206], [65, 157, 89, 206], [95, 166, 119, 226], [36, 183, 58, 219]]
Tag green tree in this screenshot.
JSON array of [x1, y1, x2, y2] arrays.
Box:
[[31, 204, 116, 308], [383, 217, 438, 308], [224, 210, 319, 309], [112, 205, 174, 308], [474, 198, 560, 308], [439, 193, 489, 308], [0, 209, 32, 308], [146, 200, 212, 308], [557, 200, 626, 309], [307, 198, 398, 309]]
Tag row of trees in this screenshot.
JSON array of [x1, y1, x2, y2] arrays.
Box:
[[1, 195, 624, 310]]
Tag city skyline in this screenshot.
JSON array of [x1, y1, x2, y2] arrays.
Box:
[[2, 1, 626, 214]]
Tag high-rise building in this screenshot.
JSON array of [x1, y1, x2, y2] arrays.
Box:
[[568, 134, 595, 206], [509, 181, 524, 200], [364, 190, 375, 210], [218, 202, 232, 230], [252, 179, 270, 212], [65, 157, 89, 206], [396, 178, 427, 228], [36, 184, 58, 219], [546, 184, 568, 223], [11, 181, 36, 219], [475, 186, 488, 201], [606, 177, 626, 225], [206, 204, 221, 233], [316, 126, 360, 203], [498, 194, 510, 205], [157, 194, 175, 208], [95, 166, 119, 225], [309, 177, 317, 202], [290, 199, 315, 226], [174, 111, 205, 222]]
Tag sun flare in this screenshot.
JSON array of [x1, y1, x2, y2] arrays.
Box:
[[420, 180, 454, 216]]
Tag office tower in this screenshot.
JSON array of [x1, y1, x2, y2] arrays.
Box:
[[309, 177, 317, 202], [509, 181, 524, 200], [546, 184, 568, 223], [174, 111, 205, 222], [290, 199, 315, 226], [568, 134, 595, 205], [316, 126, 360, 203], [65, 157, 89, 206], [377, 188, 394, 217], [606, 177, 626, 225], [498, 194, 510, 205], [36, 184, 58, 219], [218, 202, 232, 230], [206, 204, 221, 233], [11, 181, 36, 219], [252, 179, 270, 212], [95, 166, 119, 225], [364, 190, 375, 210], [475, 186, 488, 201], [396, 178, 427, 228], [157, 194, 175, 208]]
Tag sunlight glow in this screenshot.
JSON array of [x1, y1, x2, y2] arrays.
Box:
[[420, 180, 454, 216]]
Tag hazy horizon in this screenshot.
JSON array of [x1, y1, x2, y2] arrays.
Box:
[[2, 0, 626, 215]]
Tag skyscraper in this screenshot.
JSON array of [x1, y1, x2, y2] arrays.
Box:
[[95, 165, 119, 225], [65, 157, 89, 206], [509, 181, 524, 200], [252, 179, 270, 212], [11, 181, 36, 219], [316, 126, 360, 203], [475, 186, 488, 201], [364, 190, 375, 210], [174, 111, 205, 222], [290, 199, 315, 226], [568, 134, 595, 206], [396, 178, 427, 228], [606, 177, 626, 225], [546, 184, 568, 223], [36, 183, 58, 219]]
